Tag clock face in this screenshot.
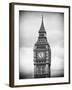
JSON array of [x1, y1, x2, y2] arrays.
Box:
[[38, 52, 45, 59]]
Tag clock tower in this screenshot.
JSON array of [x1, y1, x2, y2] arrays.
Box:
[[33, 16, 51, 78]]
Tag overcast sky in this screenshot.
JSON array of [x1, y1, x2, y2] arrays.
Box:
[[19, 11, 64, 79]]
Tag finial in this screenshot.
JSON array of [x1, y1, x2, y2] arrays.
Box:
[[41, 13, 43, 25], [41, 13, 43, 21]]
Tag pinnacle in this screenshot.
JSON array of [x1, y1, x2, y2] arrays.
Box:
[[39, 15, 46, 33]]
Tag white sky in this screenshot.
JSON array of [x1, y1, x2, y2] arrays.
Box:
[[19, 11, 64, 78]]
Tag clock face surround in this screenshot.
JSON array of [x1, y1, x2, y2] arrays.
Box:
[[37, 52, 45, 59]]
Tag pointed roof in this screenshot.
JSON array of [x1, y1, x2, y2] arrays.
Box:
[[39, 15, 46, 33]]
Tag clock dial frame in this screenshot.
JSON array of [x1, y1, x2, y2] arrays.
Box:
[[37, 52, 45, 59]]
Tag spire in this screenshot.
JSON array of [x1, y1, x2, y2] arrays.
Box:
[[39, 15, 46, 33]]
